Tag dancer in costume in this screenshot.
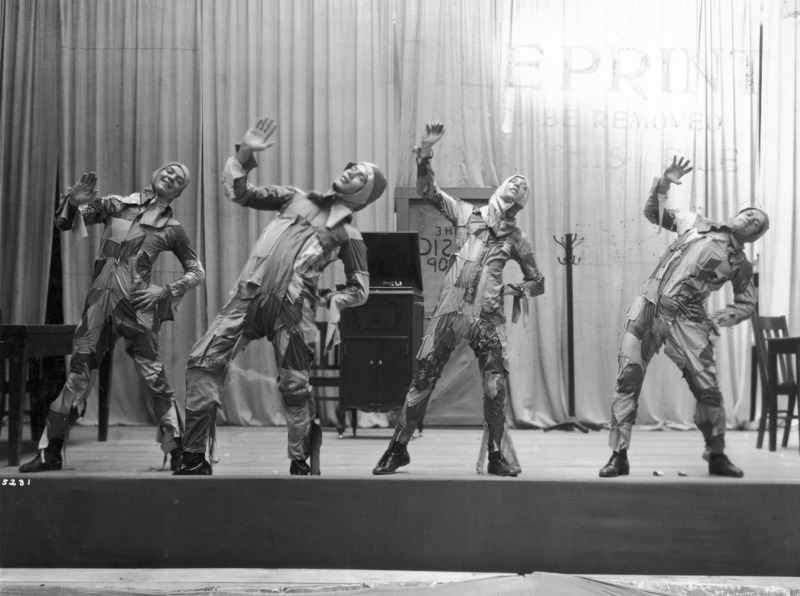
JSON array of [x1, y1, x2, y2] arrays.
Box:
[[373, 122, 545, 477], [20, 163, 204, 473], [599, 156, 768, 479], [176, 118, 386, 476]]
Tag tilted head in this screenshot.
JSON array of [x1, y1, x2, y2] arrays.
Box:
[[489, 175, 529, 218], [327, 161, 387, 228], [729, 207, 769, 243], [151, 162, 190, 200]]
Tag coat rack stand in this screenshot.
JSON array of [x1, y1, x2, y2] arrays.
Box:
[[545, 233, 603, 433]]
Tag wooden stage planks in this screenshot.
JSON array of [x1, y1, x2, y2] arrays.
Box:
[[1, 425, 798, 575], [2, 423, 798, 480]]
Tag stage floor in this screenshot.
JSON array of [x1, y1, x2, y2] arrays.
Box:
[[2, 424, 799, 577], [2, 422, 798, 482]]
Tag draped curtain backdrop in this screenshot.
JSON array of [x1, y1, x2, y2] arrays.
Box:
[[1, 0, 797, 433], [760, 1, 800, 329], [0, 0, 60, 325]]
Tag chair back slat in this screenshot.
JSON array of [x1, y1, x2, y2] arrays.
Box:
[[755, 316, 796, 385]]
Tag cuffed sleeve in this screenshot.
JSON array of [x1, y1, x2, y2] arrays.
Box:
[[55, 194, 115, 237], [508, 234, 545, 322], [220, 155, 297, 211]]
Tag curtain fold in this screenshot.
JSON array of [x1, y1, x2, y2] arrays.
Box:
[[0, 0, 60, 325]]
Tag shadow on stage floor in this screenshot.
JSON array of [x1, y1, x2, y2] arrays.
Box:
[[1, 425, 798, 577]]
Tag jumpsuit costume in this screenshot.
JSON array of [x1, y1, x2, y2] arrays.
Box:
[[41, 181, 205, 455], [609, 179, 757, 455], [390, 158, 545, 454], [183, 156, 370, 462]]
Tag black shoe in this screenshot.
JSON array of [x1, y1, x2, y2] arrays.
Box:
[[19, 451, 63, 473], [487, 450, 518, 477], [290, 459, 311, 475], [372, 440, 410, 475], [19, 437, 64, 473], [169, 448, 183, 472], [599, 451, 629, 477], [173, 451, 212, 475], [708, 453, 744, 478]]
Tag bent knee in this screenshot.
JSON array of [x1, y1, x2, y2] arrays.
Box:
[[482, 371, 506, 401], [279, 370, 310, 407], [617, 363, 644, 394]]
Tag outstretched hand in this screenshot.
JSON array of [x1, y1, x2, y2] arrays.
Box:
[[241, 117, 277, 152], [69, 171, 98, 206], [422, 122, 445, 146], [414, 121, 445, 159], [662, 156, 693, 186]]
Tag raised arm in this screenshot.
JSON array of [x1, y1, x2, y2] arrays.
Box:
[[644, 156, 694, 232], [413, 122, 467, 225], [55, 171, 113, 231], [221, 118, 297, 211], [236, 117, 277, 166]]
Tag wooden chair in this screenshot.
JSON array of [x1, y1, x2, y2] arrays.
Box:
[[752, 315, 800, 452], [1, 326, 114, 465], [309, 321, 352, 438]]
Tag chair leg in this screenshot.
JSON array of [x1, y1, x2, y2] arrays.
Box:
[[784, 390, 797, 448], [766, 352, 782, 451], [750, 345, 758, 422], [795, 390, 800, 453], [756, 381, 769, 449], [98, 347, 114, 442], [28, 359, 47, 442], [7, 353, 25, 467], [335, 404, 346, 438], [769, 384, 778, 452]]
